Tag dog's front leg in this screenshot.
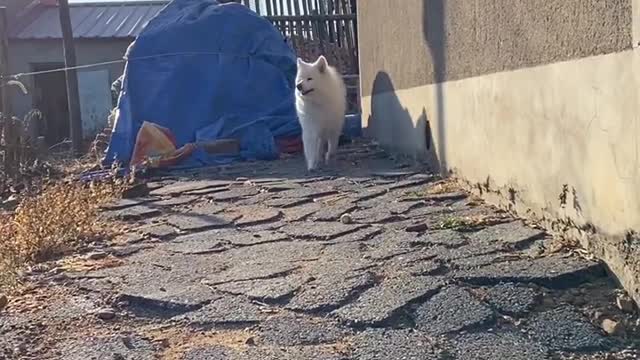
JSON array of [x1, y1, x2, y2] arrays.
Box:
[[303, 131, 322, 171]]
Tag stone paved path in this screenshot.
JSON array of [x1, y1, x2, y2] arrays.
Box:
[[1, 141, 639, 359]]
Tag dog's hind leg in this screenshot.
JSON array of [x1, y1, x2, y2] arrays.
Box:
[[325, 134, 339, 166]]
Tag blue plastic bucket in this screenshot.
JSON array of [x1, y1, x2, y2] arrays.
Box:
[[343, 113, 362, 138]]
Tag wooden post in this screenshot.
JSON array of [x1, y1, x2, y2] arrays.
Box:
[[0, 6, 15, 176], [0, 7, 9, 118], [58, 0, 83, 156], [265, 0, 273, 17]]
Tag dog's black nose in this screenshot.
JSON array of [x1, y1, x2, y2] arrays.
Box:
[[296, 83, 303, 91]]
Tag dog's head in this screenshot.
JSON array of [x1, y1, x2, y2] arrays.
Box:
[[295, 56, 329, 97]]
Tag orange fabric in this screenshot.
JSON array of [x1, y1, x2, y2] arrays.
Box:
[[130, 121, 195, 168]]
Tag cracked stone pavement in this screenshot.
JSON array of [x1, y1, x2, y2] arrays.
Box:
[[1, 141, 639, 359]]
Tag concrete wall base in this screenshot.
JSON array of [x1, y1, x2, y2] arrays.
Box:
[[362, 49, 640, 306]]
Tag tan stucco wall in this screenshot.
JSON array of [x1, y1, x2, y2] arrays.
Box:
[[359, 0, 640, 304], [361, 49, 640, 304], [363, 50, 640, 233], [360, 0, 632, 96]]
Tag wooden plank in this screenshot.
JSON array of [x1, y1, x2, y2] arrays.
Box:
[[301, 0, 311, 38], [317, 0, 330, 47], [292, 0, 302, 36], [286, 0, 293, 15], [284, 0, 292, 35], [350, 0, 358, 51], [265, 0, 273, 16], [335, 0, 343, 47], [325, 0, 335, 43], [339, 0, 356, 69], [304, 0, 314, 38]]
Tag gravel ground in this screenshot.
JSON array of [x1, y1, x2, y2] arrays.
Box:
[[1, 140, 638, 359]]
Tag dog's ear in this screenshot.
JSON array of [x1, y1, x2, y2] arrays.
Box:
[[316, 55, 328, 73], [297, 58, 304, 66]]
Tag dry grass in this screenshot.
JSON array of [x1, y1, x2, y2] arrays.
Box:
[[425, 178, 461, 195], [403, 178, 464, 200], [60, 255, 125, 273], [0, 180, 124, 289], [439, 213, 510, 231], [149, 327, 255, 360]]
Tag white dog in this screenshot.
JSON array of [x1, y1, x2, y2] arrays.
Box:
[[295, 56, 347, 171]]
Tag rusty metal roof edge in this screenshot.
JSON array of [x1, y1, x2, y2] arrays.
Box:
[[68, 1, 170, 7], [9, 0, 169, 40]]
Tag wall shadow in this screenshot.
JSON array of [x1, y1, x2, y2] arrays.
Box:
[[368, 71, 439, 173], [422, 0, 447, 174]]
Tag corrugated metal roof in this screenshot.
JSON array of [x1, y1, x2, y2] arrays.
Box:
[[9, 1, 169, 40]]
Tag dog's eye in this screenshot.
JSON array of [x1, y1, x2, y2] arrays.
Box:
[[307, 77, 313, 81]]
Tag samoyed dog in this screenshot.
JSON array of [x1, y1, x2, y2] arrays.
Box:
[[295, 56, 347, 171]]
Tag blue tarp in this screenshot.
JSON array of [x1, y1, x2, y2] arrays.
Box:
[[104, 0, 301, 168]]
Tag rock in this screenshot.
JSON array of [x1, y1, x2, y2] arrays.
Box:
[[95, 308, 117, 320], [13, 344, 27, 355], [0, 294, 8, 311], [405, 222, 428, 232], [340, 213, 353, 224], [593, 310, 604, 320], [2, 195, 19, 209], [87, 251, 108, 260], [602, 319, 624, 336], [29, 263, 50, 273], [616, 294, 636, 314]]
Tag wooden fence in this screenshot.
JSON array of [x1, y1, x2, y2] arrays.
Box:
[[230, 0, 358, 74], [227, 0, 360, 112]]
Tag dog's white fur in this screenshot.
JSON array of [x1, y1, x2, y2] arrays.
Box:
[[295, 56, 347, 171]]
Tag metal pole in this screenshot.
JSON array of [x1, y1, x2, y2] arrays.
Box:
[[58, 0, 83, 156]]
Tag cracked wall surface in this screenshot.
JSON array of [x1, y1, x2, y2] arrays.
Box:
[[358, 0, 640, 305]]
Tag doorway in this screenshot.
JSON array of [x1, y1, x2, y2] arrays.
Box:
[[32, 63, 69, 146]]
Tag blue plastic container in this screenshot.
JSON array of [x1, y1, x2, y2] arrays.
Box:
[[343, 113, 362, 138]]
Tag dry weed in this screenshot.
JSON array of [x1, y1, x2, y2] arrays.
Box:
[[439, 213, 509, 231], [403, 178, 463, 200], [60, 255, 125, 273], [0, 180, 124, 290], [426, 179, 461, 195], [546, 235, 581, 255], [149, 327, 255, 360]]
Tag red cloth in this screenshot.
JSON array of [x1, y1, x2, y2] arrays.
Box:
[[277, 136, 303, 154]]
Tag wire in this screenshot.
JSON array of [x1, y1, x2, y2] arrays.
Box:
[[6, 59, 127, 79], [2, 50, 300, 80]]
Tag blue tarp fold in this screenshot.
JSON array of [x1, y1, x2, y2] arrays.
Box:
[[105, 0, 301, 167]]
